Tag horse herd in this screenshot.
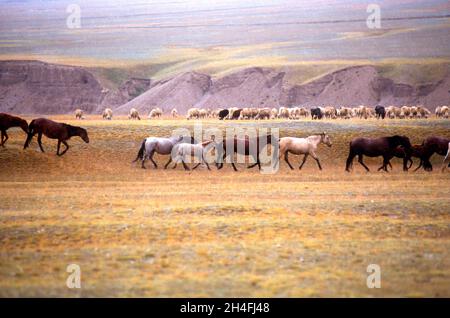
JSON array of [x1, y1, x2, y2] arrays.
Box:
[[1, 112, 449, 172], [74, 105, 450, 121]]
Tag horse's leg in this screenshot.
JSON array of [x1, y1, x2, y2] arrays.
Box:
[[284, 152, 294, 170], [202, 154, 211, 170], [149, 151, 158, 168], [299, 154, 309, 170], [164, 156, 172, 169], [181, 160, 190, 171], [141, 153, 147, 169], [381, 156, 391, 172], [413, 160, 423, 172], [56, 140, 61, 155], [357, 155, 370, 171], [310, 151, 322, 170], [59, 141, 69, 156], [247, 157, 259, 169], [37, 132, 45, 152], [1, 130, 8, 147], [231, 162, 238, 171]]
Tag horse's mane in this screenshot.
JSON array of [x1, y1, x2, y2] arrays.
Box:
[[387, 135, 409, 148], [64, 124, 85, 136]]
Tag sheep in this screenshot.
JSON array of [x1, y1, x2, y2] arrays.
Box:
[[186, 107, 200, 120], [278, 107, 290, 119], [254, 108, 271, 120], [148, 107, 163, 119], [102, 108, 113, 120], [75, 109, 84, 120], [270, 108, 278, 119], [128, 108, 141, 120]]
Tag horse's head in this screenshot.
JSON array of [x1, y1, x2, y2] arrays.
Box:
[[19, 119, 29, 134], [395, 135, 411, 149], [79, 127, 89, 143], [321, 132, 332, 147]]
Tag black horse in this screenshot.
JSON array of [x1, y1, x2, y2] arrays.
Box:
[[345, 135, 412, 172], [218, 109, 229, 120], [311, 107, 323, 120], [375, 105, 385, 119]]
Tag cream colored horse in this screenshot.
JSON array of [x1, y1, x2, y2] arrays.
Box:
[[279, 132, 332, 170]]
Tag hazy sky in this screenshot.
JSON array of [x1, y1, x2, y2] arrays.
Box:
[[0, 0, 449, 66]]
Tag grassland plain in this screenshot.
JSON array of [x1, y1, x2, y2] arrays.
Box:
[[0, 116, 449, 297]]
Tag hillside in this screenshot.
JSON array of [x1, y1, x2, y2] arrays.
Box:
[[0, 61, 150, 114], [1, 60, 449, 114]]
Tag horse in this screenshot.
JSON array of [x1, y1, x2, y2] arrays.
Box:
[[171, 141, 215, 171], [0, 113, 28, 147], [386, 144, 427, 171], [279, 132, 332, 170], [415, 136, 450, 171], [133, 135, 197, 169], [23, 118, 89, 156], [345, 135, 412, 172], [216, 134, 275, 171]]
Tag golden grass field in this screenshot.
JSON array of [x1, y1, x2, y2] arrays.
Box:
[[0, 116, 449, 297]]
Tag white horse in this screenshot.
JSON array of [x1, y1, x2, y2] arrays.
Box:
[[279, 132, 332, 170], [133, 135, 196, 169], [171, 141, 215, 171]]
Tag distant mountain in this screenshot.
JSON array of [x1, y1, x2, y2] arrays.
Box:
[[1, 60, 449, 114]]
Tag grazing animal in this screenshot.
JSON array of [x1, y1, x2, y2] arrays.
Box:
[[171, 141, 215, 170], [171, 108, 178, 118], [311, 107, 323, 120], [148, 108, 163, 119], [218, 109, 229, 120], [128, 108, 141, 120], [186, 108, 200, 120], [23, 118, 89, 156], [102, 108, 113, 120], [0, 113, 28, 147], [345, 135, 412, 172], [415, 136, 450, 171], [278, 107, 290, 119], [254, 108, 271, 120], [375, 105, 385, 119], [279, 133, 332, 170], [216, 134, 276, 171], [228, 108, 243, 120], [133, 135, 197, 169], [75, 109, 85, 120]]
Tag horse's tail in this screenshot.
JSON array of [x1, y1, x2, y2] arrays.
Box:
[[345, 142, 354, 171], [132, 139, 146, 162], [23, 119, 36, 149]]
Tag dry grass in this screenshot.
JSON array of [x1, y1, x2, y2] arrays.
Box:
[[0, 116, 449, 297]]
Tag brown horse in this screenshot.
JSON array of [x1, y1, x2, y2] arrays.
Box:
[[0, 113, 28, 147], [414, 136, 450, 171], [345, 135, 412, 172], [216, 134, 276, 171], [23, 118, 89, 156], [386, 144, 427, 171]]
